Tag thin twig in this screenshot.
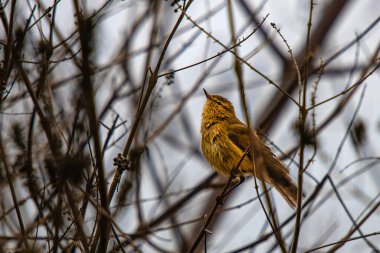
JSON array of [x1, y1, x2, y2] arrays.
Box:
[[188, 145, 251, 253]]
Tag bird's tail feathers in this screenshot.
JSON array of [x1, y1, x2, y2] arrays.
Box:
[[251, 132, 299, 208], [269, 172, 298, 208], [265, 157, 298, 208]]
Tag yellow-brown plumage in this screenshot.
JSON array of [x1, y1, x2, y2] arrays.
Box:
[[200, 89, 298, 207]]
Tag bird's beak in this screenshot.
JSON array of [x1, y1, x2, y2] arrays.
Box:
[[203, 88, 211, 99]]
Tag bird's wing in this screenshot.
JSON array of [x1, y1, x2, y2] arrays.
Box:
[[228, 122, 298, 207], [227, 122, 252, 160]]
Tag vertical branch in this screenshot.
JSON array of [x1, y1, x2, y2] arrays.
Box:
[[227, 0, 249, 122], [72, 1, 110, 251], [250, 136, 287, 253], [292, 51, 307, 253], [0, 0, 17, 103], [291, 1, 314, 252], [64, 182, 90, 252], [0, 139, 31, 250]]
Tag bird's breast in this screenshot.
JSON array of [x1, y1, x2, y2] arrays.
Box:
[[201, 124, 234, 176]]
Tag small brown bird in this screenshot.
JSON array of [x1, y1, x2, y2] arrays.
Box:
[[200, 89, 298, 207]]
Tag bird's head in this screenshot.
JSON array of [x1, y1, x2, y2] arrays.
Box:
[[202, 89, 236, 119]]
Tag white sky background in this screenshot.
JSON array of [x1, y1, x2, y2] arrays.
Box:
[[2, 0, 380, 252]]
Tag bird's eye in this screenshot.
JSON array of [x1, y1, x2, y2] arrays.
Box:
[[215, 100, 222, 105]]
